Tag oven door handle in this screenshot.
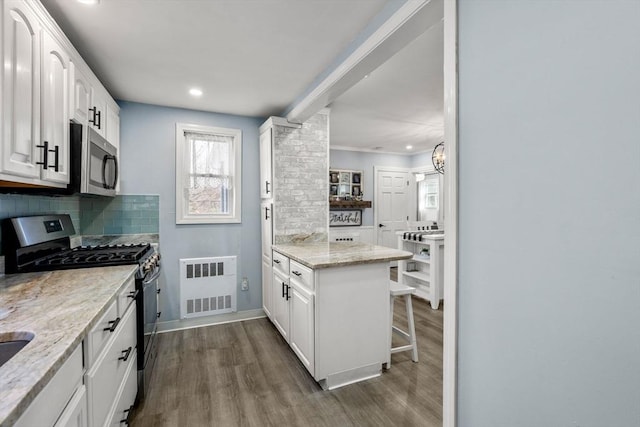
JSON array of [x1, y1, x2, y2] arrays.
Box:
[[142, 267, 162, 285]]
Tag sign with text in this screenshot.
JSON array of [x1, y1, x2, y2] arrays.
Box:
[[330, 210, 362, 227]]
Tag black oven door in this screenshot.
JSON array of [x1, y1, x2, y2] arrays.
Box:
[[137, 266, 161, 400]]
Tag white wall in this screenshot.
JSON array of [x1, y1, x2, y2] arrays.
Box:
[[457, 1, 640, 426]]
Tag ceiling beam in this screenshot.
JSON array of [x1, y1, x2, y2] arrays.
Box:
[[285, 0, 443, 124]]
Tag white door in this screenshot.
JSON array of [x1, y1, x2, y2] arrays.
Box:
[[289, 283, 314, 374], [1, 1, 41, 179], [375, 167, 409, 248]]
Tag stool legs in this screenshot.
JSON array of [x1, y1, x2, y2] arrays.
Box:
[[405, 294, 418, 362], [388, 293, 419, 367]]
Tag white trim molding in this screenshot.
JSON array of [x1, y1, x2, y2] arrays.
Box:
[[175, 123, 242, 224], [443, 0, 458, 425]]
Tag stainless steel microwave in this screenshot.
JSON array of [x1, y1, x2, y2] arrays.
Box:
[[70, 123, 118, 197]]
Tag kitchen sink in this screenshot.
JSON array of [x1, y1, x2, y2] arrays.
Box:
[[0, 332, 34, 368]]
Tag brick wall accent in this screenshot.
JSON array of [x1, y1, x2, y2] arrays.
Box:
[[272, 111, 329, 244]]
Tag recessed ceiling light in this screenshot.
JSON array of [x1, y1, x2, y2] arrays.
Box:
[[406, 145, 413, 150], [77, 0, 99, 5], [189, 88, 203, 97]]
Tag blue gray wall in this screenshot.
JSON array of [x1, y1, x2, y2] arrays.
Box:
[[457, 1, 640, 425], [118, 101, 263, 322]]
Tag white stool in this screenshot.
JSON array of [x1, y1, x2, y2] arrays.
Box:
[[387, 281, 418, 368]]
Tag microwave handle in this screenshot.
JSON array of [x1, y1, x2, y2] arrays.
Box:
[[101, 155, 118, 190], [111, 155, 119, 190]]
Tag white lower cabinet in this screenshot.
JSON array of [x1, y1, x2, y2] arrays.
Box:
[[14, 344, 85, 427], [54, 385, 88, 427], [270, 253, 315, 376], [271, 267, 290, 341], [105, 351, 138, 427], [262, 254, 273, 319], [289, 282, 314, 373], [85, 295, 137, 427]]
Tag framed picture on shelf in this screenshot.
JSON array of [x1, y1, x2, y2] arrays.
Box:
[[352, 173, 361, 184], [330, 172, 339, 183], [351, 185, 361, 197], [330, 185, 338, 196], [340, 172, 350, 183], [338, 184, 350, 196]]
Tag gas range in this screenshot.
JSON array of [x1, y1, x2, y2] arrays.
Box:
[[2, 215, 159, 276]]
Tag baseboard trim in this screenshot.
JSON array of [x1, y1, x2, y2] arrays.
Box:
[[157, 309, 267, 334]]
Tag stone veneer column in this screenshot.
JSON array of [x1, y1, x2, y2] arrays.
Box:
[[273, 110, 329, 244]]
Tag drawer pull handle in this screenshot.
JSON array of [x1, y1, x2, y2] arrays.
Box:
[[127, 290, 137, 299], [120, 405, 134, 425], [285, 284, 291, 301], [292, 271, 302, 276], [157, 311, 162, 318], [273, 259, 280, 264], [119, 346, 133, 362], [104, 317, 121, 332], [282, 282, 286, 298]]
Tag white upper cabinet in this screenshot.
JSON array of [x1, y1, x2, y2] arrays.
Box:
[[89, 86, 107, 138], [70, 62, 91, 126], [40, 30, 70, 184], [0, 0, 120, 188], [259, 128, 272, 199], [1, 0, 42, 180]]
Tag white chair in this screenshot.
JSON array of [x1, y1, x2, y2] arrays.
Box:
[[387, 281, 418, 368]]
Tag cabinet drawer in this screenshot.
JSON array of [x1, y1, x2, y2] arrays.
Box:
[[272, 251, 289, 276], [85, 304, 136, 427], [117, 276, 136, 317], [290, 260, 314, 292], [86, 300, 118, 368], [105, 352, 138, 427]]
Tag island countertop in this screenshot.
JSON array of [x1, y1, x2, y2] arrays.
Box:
[[0, 265, 138, 427], [272, 242, 412, 269]]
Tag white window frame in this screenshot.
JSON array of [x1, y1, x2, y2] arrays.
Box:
[[175, 123, 242, 224]]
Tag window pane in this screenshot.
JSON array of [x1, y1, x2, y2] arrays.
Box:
[[188, 176, 230, 215], [191, 138, 230, 175]]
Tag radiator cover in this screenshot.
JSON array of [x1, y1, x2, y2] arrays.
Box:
[[179, 256, 237, 319]]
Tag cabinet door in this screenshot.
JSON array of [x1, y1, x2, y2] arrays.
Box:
[[53, 385, 88, 427], [290, 282, 314, 375], [1, 1, 41, 179], [272, 269, 290, 341], [259, 128, 272, 198], [262, 255, 272, 320], [89, 87, 107, 138], [106, 103, 119, 147], [40, 30, 70, 184], [261, 201, 272, 259], [70, 62, 91, 125]]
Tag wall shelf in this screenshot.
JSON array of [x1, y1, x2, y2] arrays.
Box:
[[329, 200, 372, 209]]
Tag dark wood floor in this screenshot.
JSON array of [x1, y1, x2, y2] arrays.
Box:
[[132, 277, 443, 426]]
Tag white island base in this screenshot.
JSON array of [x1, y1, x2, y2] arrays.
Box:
[[269, 242, 412, 390], [315, 262, 389, 389]]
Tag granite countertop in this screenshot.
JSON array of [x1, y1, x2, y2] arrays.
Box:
[[272, 242, 412, 269], [0, 265, 138, 427]]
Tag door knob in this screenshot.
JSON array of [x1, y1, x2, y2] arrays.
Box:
[[378, 224, 386, 228]]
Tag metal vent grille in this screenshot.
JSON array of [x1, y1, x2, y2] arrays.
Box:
[[180, 256, 236, 319]]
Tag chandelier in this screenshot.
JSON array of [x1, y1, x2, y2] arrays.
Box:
[[432, 142, 445, 174]]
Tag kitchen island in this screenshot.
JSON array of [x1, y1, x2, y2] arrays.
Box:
[[0, 265, 137, 427], [269, 242, 412, 389]]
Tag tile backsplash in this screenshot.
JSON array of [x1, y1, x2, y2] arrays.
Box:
[[0, 194, 159, 252]]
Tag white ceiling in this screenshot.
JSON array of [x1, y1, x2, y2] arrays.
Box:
[[41, 0, 443, 154]]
